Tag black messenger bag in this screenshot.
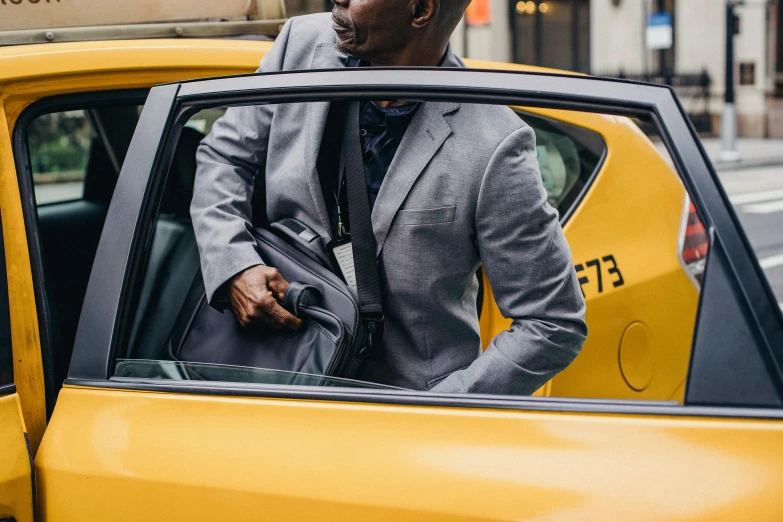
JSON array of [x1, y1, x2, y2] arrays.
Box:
[[169, 102, 384, 378]]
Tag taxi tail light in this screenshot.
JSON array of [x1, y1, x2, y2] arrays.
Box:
[[679, 197, 710, 287]]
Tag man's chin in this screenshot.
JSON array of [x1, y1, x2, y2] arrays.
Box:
[[335, 38, 357, 55]]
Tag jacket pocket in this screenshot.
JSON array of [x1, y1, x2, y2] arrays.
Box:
[[395, 206, 456, 226], [426, 362, 471, 389]]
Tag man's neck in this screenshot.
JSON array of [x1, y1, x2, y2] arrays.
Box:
[[368, 42, 448, 68]]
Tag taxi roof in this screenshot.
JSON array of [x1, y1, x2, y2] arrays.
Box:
[[0, 39, 274, 83], [0, 0, 285, 47], [0, 38, 572, 85]]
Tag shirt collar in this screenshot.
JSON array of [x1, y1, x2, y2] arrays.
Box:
[[346, 48, 451, 68]]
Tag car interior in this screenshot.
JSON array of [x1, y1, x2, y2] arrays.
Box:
[[33, 104, 140, 395], [22, 97, 604, 409]]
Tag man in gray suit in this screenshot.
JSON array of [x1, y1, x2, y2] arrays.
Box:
[[191, 0, 587, 394]]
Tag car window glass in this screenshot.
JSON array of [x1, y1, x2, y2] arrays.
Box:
[[112, 99, 707, 404], [27, 110, 92, 205], [630, 118, 709, 288], [18, 98, 143, 396], [185, 108, 226, 135], [26, 105, 142, 206], [114, 359, 399, 389], [515, 109, 605, 218]]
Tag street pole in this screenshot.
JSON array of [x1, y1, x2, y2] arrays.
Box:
[[720, 0, 744, 163], [462, 15, 469, 58], [657, 0, 665, 77]]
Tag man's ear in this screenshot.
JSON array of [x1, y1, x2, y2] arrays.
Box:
[[411, 0, 439, 28]]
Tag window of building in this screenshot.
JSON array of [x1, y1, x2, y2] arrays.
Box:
[[283, 0, 329, 17], [512, 0, 591, 73]]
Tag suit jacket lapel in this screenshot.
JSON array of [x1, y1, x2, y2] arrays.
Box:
[[303, 43, 352, 236], [301, 41, 464, 244], [371, 101, 460, 255]]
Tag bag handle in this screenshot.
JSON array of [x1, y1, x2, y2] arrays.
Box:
[[341, 101, 384, 358]]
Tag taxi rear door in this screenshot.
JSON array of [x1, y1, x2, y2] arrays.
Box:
[[0, 221, 34, 522], [35, 70, 783, 520]]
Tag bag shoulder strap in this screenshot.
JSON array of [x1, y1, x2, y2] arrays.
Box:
[[341, 101, 384, 357]]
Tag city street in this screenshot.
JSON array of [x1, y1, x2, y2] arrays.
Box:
[[719, 164, 783, 307]]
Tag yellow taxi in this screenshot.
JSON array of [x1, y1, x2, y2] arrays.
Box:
[[2, 4, 783, 521]]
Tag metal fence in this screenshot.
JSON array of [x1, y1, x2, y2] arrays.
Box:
[[591, 69, 713, 133]]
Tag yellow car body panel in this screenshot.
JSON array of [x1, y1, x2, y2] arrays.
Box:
[[0, 40, 696, 447], [0, 103, 48, 454], [0, 393, 34, 522], [36, 387, 783, 521]]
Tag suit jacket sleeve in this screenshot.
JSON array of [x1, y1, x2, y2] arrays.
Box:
[[431, 125, 588, 395], [190, 18, 294, 304]]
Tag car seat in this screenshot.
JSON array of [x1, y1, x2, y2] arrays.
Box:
[[126, 127, 205, 360]]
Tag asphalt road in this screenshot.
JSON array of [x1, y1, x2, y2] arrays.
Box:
[[719, 165, 783, 307]]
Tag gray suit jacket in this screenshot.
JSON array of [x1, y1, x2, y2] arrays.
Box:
[[191, 13, 587, 394]]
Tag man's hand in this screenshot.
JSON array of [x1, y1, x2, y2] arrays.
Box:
[[228, 265, 303, 330]]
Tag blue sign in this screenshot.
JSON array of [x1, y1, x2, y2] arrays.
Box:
[[647, 12, 672, 27], [646, 12, 673, 50]]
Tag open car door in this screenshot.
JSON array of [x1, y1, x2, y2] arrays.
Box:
[[34, 70, 783, 520]]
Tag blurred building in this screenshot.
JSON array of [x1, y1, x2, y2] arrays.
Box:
[[284, 0, 330, 18], [456, 0, 783, 138], [282, 0, 782, 137]]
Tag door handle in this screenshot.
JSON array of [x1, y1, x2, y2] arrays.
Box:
[[0, 517, 16, 521]]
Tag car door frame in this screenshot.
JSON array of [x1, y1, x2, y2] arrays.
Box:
[[0, 208, 35, 522], [67, 68, 783, 414], [11, 89, 151, 415]]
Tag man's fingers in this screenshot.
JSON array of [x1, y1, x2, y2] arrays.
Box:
[[229, 266, 301, 330], [265, 270, 291, 300], [248, 299, 285, 329], [267, 301, 304, 330]]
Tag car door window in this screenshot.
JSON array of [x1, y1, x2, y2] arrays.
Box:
[[26, 105, 141, 206], [104, 96, 707, 405], [27, 109, 92, 205], [64, 71, 783, 411], [114, 359, 398, 388], [15, 94, 145, 399], [515, 109, 606, 219]]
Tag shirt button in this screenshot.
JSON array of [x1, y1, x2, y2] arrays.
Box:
[[360, 128, 368, 137]]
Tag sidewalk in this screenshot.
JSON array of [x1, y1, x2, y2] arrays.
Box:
[[699, 138, 783, 172]]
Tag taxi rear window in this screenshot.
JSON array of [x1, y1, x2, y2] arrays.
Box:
[[515, 110, 606, 218]]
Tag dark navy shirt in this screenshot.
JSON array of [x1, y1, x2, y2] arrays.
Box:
[[359, 100, 419, 210], [325, 56, 420, 234]]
